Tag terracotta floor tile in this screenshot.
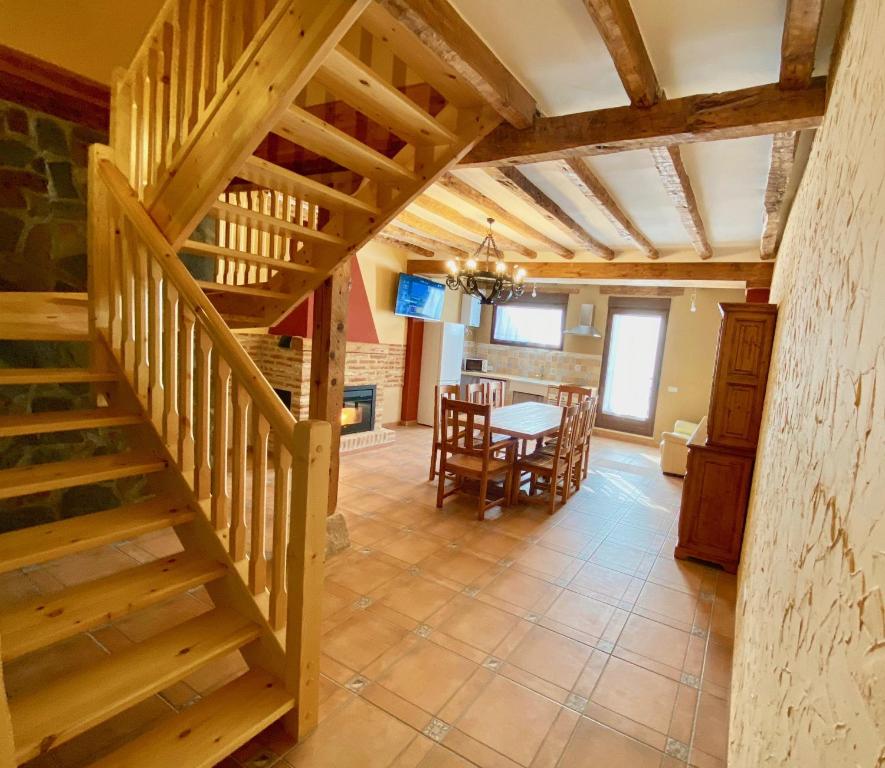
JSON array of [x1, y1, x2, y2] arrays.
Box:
[[327, 554, 403, 595], [379, 531, 445, 565], [514, 544, 577, 580], [437, 597, 520, 654], [417, 746, 476, 767], [557, 718, 662, 768], [375, 640, 476, 714], [482, 569, 558, 611], [590, 657, 679, 735], [537, 525, 598, 557], [377, 572, 458, 623], [460, 529, 523, 559], [43, 545, 137, 586], [422, 550, 495, 586], [703, 636, 734, 693], [285, 697, 416, 768], [588, 542, 648, 575], [505, 625, 593, 690], [569, 562, 634, 602], [647, 557, 708, 595], [693, 691, 730, 760], [614, 614, 690, 672], [323, 611, 407, 672], [456, 675, 561, 766], [545, 590, 615, 638], [635, 581, 698, 625], [349, 518, 402, 546]]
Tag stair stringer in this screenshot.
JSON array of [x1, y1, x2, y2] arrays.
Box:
[[94, 335, 289, 679]]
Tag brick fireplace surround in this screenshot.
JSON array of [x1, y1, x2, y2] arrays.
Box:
[[237, 333, 406, 451]]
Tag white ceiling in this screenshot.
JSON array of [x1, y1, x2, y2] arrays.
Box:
[[414, 0, 844, 261]]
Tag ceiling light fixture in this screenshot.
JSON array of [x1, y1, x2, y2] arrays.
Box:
[[445, 218, 526, 305]]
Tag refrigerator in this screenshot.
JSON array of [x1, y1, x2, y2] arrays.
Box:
[[417, 321, 466, 427]]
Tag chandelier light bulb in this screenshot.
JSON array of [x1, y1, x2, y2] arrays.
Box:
[[446, 259, 457, 273], [466, 258, 477, 271], [495, 260, 506, 273]]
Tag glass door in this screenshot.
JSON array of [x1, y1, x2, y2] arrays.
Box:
[[596, 297, 670, 436]]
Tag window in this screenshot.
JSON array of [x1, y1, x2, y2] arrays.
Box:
[[491, 295, 567, 349]]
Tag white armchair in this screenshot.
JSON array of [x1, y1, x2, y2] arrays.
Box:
[[660, 419, 700, 476]]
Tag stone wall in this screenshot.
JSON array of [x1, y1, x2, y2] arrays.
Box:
[[465, 340, 601, 387], [729, 0, 885, 764], [0, 98, 104, 291]]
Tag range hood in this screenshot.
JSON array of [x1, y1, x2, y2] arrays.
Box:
[[564, 304, 602, 337]]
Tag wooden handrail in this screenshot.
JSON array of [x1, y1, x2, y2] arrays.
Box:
[[97, 157, 297, 450]]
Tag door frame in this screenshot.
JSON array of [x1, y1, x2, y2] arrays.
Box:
[[596, 296, 671, 436]]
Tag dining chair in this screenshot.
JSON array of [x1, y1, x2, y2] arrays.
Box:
[[582, 394, 599, 479], [555, 384, 596, 406], [436, 398, 518, 519], [465, 382, 486, 404], [513, 403, 581, 514], [566, 398, 595, 493], [483, 379, 506, 408], [428, 383, 462, 481]]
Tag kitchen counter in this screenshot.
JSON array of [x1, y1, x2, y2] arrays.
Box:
[[461, 370, 562, 388]]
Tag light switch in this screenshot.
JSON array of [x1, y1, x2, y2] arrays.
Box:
[[667, 386, 679, 393]]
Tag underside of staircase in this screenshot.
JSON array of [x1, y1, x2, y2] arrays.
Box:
[[0, 1, 505, 766]]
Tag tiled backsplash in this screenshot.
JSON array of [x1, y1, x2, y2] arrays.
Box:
[[465, 341, 602, 386]]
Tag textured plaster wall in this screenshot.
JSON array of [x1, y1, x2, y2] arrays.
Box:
[[729, 1, 885, 765]]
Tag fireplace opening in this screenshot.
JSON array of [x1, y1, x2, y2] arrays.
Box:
[[342, 385, 376, 435], [274, 388, 292, 410]]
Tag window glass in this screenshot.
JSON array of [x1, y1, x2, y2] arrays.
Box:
[[492, 304, 564, 348]]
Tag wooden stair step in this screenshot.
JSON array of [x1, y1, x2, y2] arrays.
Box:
[[212, 200, 347, 247], [0, 552, 227, 661], [0, 451, 168, 501], [275, 106, 419, 185], [0, 495, 194, 574], [0, 292, 89, 341], [196, 281, 296, 301], [238, 155, 381, 216], [87, 670, 294, 768], [316, 46, 458, 147], [0, 408, 144, 438], [182, 240, 319, 274], [0, 369, 117, 385], [10, 608, 261, 763]]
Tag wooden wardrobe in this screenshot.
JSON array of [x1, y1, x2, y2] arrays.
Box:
[[675, 302, 777, 573]]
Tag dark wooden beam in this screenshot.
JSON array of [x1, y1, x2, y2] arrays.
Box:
[[309, 260, 352, 514], [780, 0, 825, 89], [582, 0, 661, 106], [461, 79, 826, 167], [760, 131, 800, 260], [486, 167, 613, 259], [375, 0, 536, 128], [649, 145, 712, 259], [408, 258, 774, 285], [558, 158, 657, 258], [0, 44, 110, 132]]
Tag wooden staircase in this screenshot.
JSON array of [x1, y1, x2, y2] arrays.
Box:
[[0, 1, 506, 765]]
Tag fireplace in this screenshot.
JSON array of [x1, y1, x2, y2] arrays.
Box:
[[342, 385, 376, 435]]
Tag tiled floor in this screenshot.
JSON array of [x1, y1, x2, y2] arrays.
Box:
[[6, 426, 734, 768]]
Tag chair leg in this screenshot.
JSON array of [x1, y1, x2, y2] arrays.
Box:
[[478, 471, 489, 521], [583, 443, 590, 479], [436, 465, 447, 508], [429, 441, 438, 481], [547, 474, 557, 515]]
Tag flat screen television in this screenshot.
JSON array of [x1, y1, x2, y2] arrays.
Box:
[[394, 273, 445, 321]]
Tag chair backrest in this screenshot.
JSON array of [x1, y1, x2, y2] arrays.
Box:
[[574, 397, 594, 449], [556, 384, 595, 407], [433, 384, 462, 443], [440, 398, 492, 458], [483, 379, 506, 408], [550, 403, 581, 466], [465, 382, 486, 404]]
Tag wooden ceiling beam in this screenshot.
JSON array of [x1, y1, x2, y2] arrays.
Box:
[[649, 146, 712, 259], [760, 1, 823, 259], [435, 174, 575, 258], [374, 0, 536, 129], [486, 167, 613, 260], [382, 225, 470, 259], [412, 195, 537, 258], [408, 259, 775, 286], [760, 131, 800, 260], [558, 158, 658, 258], [581, 0, 661, 107], [461, 79, 826, 166], [373, 233, 435, 258], [395, 211, 482, 254], [780, 0, 825, 89]]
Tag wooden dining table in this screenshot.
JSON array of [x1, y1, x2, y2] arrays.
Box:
[[488, 401, 564, 454]]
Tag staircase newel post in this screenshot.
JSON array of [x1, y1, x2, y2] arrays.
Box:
[[283, 419, 331, 741], [87, 144, 113, 338]]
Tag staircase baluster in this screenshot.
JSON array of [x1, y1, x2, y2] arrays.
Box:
[[178, 304, 196, 471], [250, 412, 270, 594], [194, 325, 213, 499], [211, 355, 231, 529], [118, 215, 136, 378], [132, 231, 150, 406], [162, 281, 180, 449], [269, 447, 291, 630], [230, 381, 249, 561], [147, 259, 165, 426]]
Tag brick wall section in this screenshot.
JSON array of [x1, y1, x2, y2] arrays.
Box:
[[237, 334, 406, 426]]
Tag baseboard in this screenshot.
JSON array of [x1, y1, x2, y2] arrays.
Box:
[[592, 427, 658, 447]]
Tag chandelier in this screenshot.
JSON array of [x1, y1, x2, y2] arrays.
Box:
[[445, 218, 526, 305]]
